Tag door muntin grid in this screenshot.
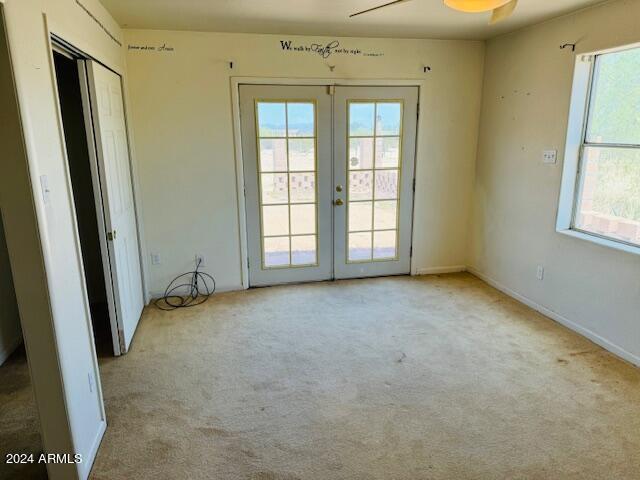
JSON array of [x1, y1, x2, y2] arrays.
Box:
[[346, 100, 403, 263], [255, 100, 319, 269]]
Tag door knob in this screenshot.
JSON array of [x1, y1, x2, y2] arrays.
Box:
[[334, 199, 344, 206], [336, 185, 343, 192]]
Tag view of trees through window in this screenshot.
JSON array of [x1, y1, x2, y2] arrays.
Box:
[[575, 46, 640, 246]]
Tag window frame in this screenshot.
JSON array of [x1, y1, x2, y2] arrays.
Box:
[[557, 43, 640, 256]]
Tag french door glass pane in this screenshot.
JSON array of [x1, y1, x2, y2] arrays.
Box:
[[375, 103, 402, 136], [259, 139, 287, 172], [374, 201, 398, 230], [348, 232, 372, 261], [349, 138, 374, 170], [287, 103, 314, 137], [373, 231, 397, 259], [260, 173, 288, 204], [375, 137, 400, 168], [349, 103, 375, 136], [289, 138, 315, 171], [257, 101, 318, 268], [349, 201, 373, 232], [347, 101, 402, 262], [349, 171, 373, 201], [289, 172, 315, 203], [575, 146, 640, 246], [257, 103, 286, 137], [291, 235, 317, 265], [264, 236, 290, 267]]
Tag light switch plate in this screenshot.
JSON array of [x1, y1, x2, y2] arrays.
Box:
[[543, 150, 557, 164]]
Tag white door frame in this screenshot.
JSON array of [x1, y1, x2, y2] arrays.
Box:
[[230, 77, 426, 289]]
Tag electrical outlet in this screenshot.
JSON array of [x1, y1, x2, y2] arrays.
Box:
[[195, 254, 205, 267], [151, 253, 161, 265], [536, 265, 545, 281], [543, 150, 557, 164]]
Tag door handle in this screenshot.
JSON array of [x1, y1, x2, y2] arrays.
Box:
[[334, 199, 344, 206]]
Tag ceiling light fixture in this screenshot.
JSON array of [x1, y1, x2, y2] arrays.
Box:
[[443, 0, 512, 13], [349, 0, 518, 24]]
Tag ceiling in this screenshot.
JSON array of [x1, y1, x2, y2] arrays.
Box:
[[99, 0, 608, 41]]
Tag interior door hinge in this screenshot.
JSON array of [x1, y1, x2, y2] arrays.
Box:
[[416, 103, 420, 120], [410, 246, 413, 257], [412, 178, 416, 192], [107, 230, 117, 241]]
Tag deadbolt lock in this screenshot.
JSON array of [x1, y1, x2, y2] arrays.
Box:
[[335, 185, 343, 192]]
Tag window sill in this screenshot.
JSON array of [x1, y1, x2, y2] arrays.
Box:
[[557, 228, 640, 256]]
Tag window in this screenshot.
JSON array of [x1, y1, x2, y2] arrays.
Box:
[[558, 45, 640, 252]]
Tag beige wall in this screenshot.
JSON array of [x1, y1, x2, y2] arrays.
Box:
[[469, 0, 640, 364], [1, 0, 125, 477], [123, 29, 485, 294]]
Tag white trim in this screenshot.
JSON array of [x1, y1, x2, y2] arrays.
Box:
[[45, 23, 108, 443], [0, 334, 22, 366], [468, 267, 640, 368], [415, 265, 467, 275], [229, 77, 426, 288], [230, 79, 250, 290], [557, 54, 592, 232], [558, 228, 640, 256]]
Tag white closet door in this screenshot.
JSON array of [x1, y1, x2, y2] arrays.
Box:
[[86, 61, 144, 353], [333, 86, 418, 279]]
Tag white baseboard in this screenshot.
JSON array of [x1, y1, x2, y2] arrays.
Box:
[[415, 265, 467, 275], [0, 335, 23, 366], [467, 267, 640, 368]]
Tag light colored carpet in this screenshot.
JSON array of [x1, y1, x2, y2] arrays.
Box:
[[2, 273, 640, 479], [0, 347, 47, 480]]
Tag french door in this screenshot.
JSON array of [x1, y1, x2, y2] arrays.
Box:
[[240, 84, 418, 287]]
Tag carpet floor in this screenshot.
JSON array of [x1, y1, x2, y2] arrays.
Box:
[[2, 273, 640, 479]]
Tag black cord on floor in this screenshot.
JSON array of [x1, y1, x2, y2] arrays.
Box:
[[154, 259, 216, 311]]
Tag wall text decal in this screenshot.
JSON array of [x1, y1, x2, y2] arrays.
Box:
[[75, 0, 122, 47], [127, 43, 175, 53], [280, 40, 383, 59]]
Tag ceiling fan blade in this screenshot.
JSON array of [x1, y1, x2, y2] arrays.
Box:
[[349, 0, 413, 18], [490, 0, 517, 24]]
